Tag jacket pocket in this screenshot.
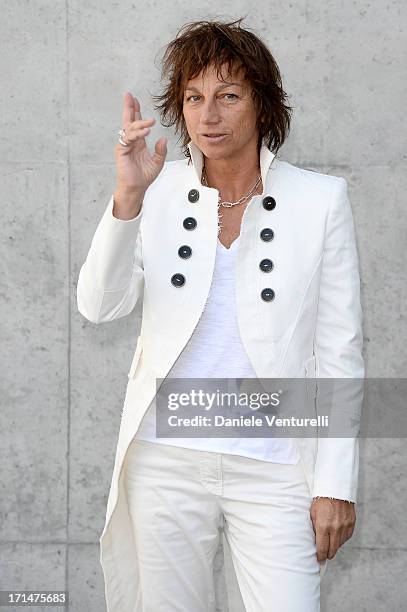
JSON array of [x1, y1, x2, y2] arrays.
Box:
[[127, 335, 143, 378]]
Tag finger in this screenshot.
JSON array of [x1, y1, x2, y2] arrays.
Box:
[[328, 533, 340, 559], [309, 510, 316, 535], [122, 92, 134, 127], [151, 137, 168, 164], [129, 117, 155, 131], [120, 122, 154, 146], [121, 93, 142, 129], [315, 530, 330, 563], [133, 94, 142, 121], [342, 527, 354, 544]]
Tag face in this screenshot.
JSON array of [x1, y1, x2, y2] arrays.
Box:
[[182, 62, 260, 160]]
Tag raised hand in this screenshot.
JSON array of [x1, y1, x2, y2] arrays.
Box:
[[113, 92, 167, 218]]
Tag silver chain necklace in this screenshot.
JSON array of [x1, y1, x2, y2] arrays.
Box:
[[201, 164, 262, 236], [201, 164, 262, 207]]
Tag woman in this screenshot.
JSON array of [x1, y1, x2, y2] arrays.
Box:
[[77, 18, 364, 612]]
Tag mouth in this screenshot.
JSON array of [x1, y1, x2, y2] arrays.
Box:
[[201, 134, 228, 143]]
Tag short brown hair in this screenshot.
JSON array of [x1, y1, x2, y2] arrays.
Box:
[[151, 17, 293, 159]]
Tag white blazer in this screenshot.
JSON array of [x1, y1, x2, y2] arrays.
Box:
[[77, 140, 364, 612]]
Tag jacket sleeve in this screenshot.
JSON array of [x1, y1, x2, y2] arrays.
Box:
[[76, 194, 144, 324], [312, 177, 364, 503]]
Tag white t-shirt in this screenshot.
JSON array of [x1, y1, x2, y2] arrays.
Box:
[[135, 234, 300, 464]]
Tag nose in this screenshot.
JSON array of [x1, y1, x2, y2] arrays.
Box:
[[199, 98, 221, 124]]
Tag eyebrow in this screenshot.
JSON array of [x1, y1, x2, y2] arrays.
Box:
[[185, 82, 243, 92]]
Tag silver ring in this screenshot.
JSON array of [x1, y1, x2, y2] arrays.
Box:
[[117, 128, 130, 146]]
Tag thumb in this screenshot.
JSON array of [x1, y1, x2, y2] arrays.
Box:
[[152, 137, 167, 165]]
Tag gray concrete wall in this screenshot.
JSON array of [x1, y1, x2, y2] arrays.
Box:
[[1, 1, 406, 610]]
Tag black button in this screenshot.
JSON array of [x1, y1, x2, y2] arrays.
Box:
[[260, 227, 274, 241], [178, 245, 192, 259], [183, 217, 197, 230], [261, 288, 275, 301], [262, 196, 276, 210], [259, 258, 274, 272], [171, 273, 186, 287], [188, 189, 200, 203]]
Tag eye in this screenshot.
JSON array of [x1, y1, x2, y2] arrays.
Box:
[[223, 93, 238, 100], [186, 95, 201, 102]]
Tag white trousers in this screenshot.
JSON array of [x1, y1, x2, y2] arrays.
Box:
[[123, 439, 328, 612]]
